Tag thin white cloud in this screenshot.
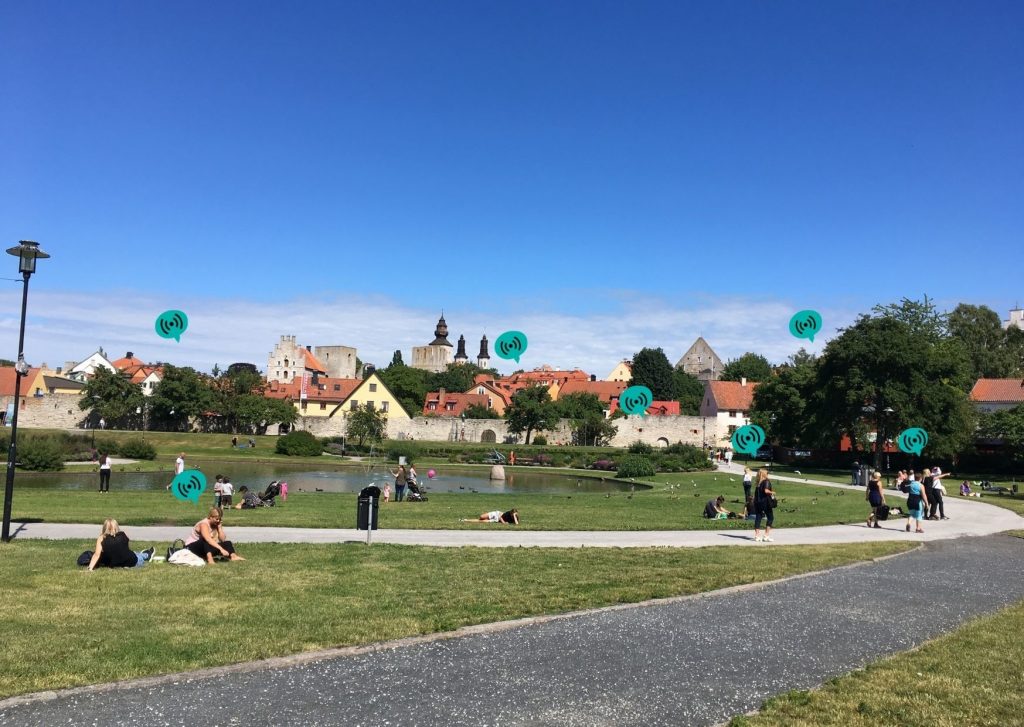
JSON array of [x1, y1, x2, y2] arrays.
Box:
[[0, 288, 858, 377]]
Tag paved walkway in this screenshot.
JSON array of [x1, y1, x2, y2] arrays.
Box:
[[4, 534, 1023, 726], [10, 467, 1023, 547]]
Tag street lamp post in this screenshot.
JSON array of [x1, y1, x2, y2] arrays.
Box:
[[2, 241, 51, 542]]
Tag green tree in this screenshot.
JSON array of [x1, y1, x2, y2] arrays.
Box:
[[149, 365, 216, 431], [378, 364, 430, 418], [429, 363, 492, 395], [720, 353, 773, 383], [78, 367, 145, 427], [871, 296, 947, 341], [505, 385, 557, 444], [211, 363, 221, 378], [749, 350, 819, 445], [555, 392, 605, 419], [672, 369, 703, 415], [346, 403, 388, 446], [947, 304, 1016, 380], [813, 316, 975, 466], [389, 350, 404, 368], [979, 405, 1024, 462], [463, 403, 500, 419], [572, 413, 617, 447], [629, 348, 677, 401]]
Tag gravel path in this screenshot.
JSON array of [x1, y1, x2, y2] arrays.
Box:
[[4, 534, 1023, 726]]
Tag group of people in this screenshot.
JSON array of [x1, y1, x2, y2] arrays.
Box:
[[385, 463, 425, 502], [865, 467, 953, 532], [86, 507, 245, 570]]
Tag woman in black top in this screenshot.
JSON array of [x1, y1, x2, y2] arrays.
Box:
[[87, 519, 154, 570], [866, 470, 886, 528], [753, 468, 776, 543]]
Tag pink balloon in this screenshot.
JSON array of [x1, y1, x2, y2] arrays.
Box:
[[427, 469, 436, 479]]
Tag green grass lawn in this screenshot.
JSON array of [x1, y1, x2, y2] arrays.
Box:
[[731, 594, 1024, 727], [0, 539, 912, 700], [12, 472, 874, 530]]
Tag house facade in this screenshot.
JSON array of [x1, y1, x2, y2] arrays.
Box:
[[970, 378, 1024, 413], [676, 337, 723, 381], [700, 378, 759, 444]]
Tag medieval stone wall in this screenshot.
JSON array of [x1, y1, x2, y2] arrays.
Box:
[[9, 393, 90, 430]]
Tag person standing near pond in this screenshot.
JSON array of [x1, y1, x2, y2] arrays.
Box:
[[98, 452, 112, 493], [390, 464, 407, 502], [753, 468, 776, 543], [742, 467, 753, 500]]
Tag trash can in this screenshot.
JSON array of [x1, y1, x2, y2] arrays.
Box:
[[858, 464, 872, 488], [357, 485, 381, 531]]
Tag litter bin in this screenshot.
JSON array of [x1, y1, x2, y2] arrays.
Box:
[[357, 485, 381, 532], [858, 464, 872, 488]]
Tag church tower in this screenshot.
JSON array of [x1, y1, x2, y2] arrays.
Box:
[[454, 335, 469, 364], [411, 314, 455, 373], [477, 335, 490, 369]]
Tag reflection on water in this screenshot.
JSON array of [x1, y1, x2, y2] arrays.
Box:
[[19, 464, 634, 495]]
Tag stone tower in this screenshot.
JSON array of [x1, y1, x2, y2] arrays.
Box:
[[411, 314, 455, 373], [454, 335, 469, 364], [477, 335, 490, 369]]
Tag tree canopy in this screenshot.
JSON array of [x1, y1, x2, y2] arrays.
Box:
[[673, 369, 703, 415], [629, 347, 677, 400], [78, 367, 145, 427], [719, 352, 773, 383], [346, 403, 388, 446], [505, 385, 558, 444]]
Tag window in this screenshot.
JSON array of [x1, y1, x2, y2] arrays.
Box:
[[301, 401, 307, 410], [333, 384, 340, 391], [367, 401, 375, 410], [320, 402, 327, 410], [729, 410, 737, 418], [369, 383, 377, 392], [428, 402, 437, 411], [350, 400, 358, 410], [445, 402, 456, 411], [727, 425, 737, 436], [382, 401, 389, 412]]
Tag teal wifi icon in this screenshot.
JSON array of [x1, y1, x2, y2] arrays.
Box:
[[789, 310, 822, 343], [495, 331, 528, 363], [619, 385, 653, 416], [731, 424, 766, 456], [155, 310, 189, 342], [897, 428, 928, 456], [170, 470, 207, 503]]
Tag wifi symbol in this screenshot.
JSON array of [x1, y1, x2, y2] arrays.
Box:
[[155, 309, 189, 342], [170, 470, 207, 503], [897, 427, 929, 456], [619, 385, 653, 416], [731, 424, 766, 456], [494, 330, 528, 363], [788, 309, 823, 343]]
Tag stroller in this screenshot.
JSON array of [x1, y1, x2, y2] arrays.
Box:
[[406, 480, 429, 502], [258, 480, 281, 506]]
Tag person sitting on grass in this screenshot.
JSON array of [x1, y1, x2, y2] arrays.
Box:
[[233, 486, 263, 509], [960, 481, 981, 498], [703, 495, 731, 520], [87, 518, 154, 571], [740, 496, 757, 520], [462, 509, 519, 525], [183, 508, 245, 563]]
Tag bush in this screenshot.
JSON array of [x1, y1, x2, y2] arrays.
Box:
[[94, 438, 120, 457], [627, 440, 653, 455], [119, 437, 156, 460], [18, 437, 64, 471], [531, 435, 548, 445], [533, 454, 554, 466], [616, 454, 655, 478], [662, 442, 709, 470], [657, 456, 684, 472], [324, 443, 346, 456], [275, 431, 323, 457], [592, 459, 617, 471], [386, 441, 420, 464]]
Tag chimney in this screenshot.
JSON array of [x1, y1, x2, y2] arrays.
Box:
[[56, 366, 62, 374], [590, 374, 597, 382], [306, 345, 312, 352], [741, 377, 747, 387], [126, 352, 133, 359], [439, 387, 446, 399]]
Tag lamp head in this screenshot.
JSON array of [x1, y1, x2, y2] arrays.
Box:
[[6, 240, 50, 275]]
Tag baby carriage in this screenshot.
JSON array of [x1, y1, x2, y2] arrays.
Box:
[[406, 480, 429, 502], [259, 480, 281, 506]]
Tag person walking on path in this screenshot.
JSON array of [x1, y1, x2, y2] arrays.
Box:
[[753, 468, 776, 543], [742, 467, 753, 500], [905, 476, 930, 533], [390, 465, 408, 502], [928, 467, 951, 520], [865, 470, 886, 528], [98, 452, 112, 493]]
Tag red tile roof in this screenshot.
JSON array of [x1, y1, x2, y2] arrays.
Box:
[[706, 380, 758, 411], [0, 367, 41, 397], [302, 349, 327, 374], [111, 354, 146, 370], [463, 381, 511, 406], [557, 380, 627, 404], [423, 391, 489, 417], [506, 368, 590, 387], [265, 377, 360, 403], [608, 398, 680, 416], [970, 378, 1024, 404]]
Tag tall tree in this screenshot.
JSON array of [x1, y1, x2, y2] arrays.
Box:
[[629, 348, 677, 401], [748, 350, 819, 446], [429, 363, 491, 394], [78, 367, 145, 427], [505, 385, 557, 444], [871, 296, 947, 341], [377, 364, 430, 418], [556, 392, 616, 446], [979, 405, 1024, 463], [389, 350, 404, 368], [673, 369, 703, 415], [719, 353, 773, 383], [947, 304, 1015, 380], [346, 403, 388, 446], [149, 365, 217, 431]]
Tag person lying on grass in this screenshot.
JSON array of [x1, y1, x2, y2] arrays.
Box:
[[183, 507, 245, 563], [462, 509, 519, 525], [87, 518, 154, 571]]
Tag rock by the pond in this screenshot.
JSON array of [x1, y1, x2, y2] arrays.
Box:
[[490, 465, 506, 481]]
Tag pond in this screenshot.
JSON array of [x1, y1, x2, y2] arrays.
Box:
[[18, 462, 636, 495]]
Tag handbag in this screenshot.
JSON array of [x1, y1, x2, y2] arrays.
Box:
[[166, 538, 185, 560], [769, 496, 779, 508], [77, 550, 93, 567]]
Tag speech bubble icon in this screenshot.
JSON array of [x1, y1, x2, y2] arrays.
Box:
[[155, 310, 189, 342], [619, 385, 653, 417], [495, 330, 528, 364], [897, 427, 929, 456], [731, 424, 766, 457], [170, 470, 207, 503], [789, 309, 823, 343]]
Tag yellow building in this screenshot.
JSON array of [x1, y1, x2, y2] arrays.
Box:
[[606, 360, 632, 382], [266, 371, 411, 420]]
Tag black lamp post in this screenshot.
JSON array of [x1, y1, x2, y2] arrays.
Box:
[[2, 241, 51, 542]]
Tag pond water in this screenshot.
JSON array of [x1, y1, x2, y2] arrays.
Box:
[[19, 462, 636, 495]]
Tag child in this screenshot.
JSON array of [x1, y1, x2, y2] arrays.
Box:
[[213, 475, 224, 509], [280, 481, 288, 501], [382, 483, 391, 503], [221, 476, 234, 508]]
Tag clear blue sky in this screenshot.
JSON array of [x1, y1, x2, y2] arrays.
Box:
[[1, 2, 1021, 371]]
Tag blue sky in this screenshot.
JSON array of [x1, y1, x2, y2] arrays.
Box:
[[1, 1, 1021, 375]]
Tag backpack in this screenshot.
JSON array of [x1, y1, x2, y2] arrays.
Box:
[[77, 550, 93, 567]]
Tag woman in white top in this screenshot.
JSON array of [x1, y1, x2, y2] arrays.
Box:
[[98, 452, 112, 493]]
